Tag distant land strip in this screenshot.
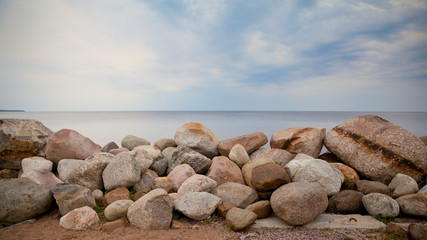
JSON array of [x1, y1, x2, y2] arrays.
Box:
[[0, 110, 25, 112]]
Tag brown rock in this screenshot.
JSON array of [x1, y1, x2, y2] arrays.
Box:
[[242, 157, 290, 191], [108, 148, 129, 155], [101, 218, 127, 232], [396, 193, 427, 218], [103, 187, 130, 207], [59, 206, 99, 231], [318, 152, 341, 163], [408, 223, 427, 240], [328, 190, 364, 214], [228, 144, 250, 168], [263, 149, 295, 168], [218, 132, 268, 157], [385, 222, 408, 240], [212, 182, 258, 208], [92, 189, 103, 205], [245, 200, 272, 218], [356, 180, 390, 195], [45, 129, 101, 166], [133, 169, 158, 192], [167, 164, 196, 192], [0, 169, 18, 179], [101, 142, 119, 153], [217, 202, 237, 218], [154, 139, 177, 151], [324, 115, 427, 184], [52, 183, 96, 216], [0, 119, 53, 169], [420, 136, 427, 146], [20, 170, 63, 188], [177, 174, 217, 195], [174, 122, 219, 158], [133, 190, 148, 201], [270, 127, 326, 158], [154, 177, 173, 193], [330, 163, 360, 189], [168, 193, 181, 201], [226, 207, 257, 231], [206, 156, 245, 186]]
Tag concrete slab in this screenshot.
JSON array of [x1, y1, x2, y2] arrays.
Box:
[[251, 214, 386, 230]]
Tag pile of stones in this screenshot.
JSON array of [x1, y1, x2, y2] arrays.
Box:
[[0, 115, 426, 236]]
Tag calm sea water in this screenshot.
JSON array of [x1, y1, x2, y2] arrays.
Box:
[[0, 111, 426, 147]]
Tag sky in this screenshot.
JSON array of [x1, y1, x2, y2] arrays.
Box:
[[0, 0, 426, 112]]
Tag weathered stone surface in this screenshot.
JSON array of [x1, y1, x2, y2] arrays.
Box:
[[104, 187, 130, 206], [121, 135, 150, 150], [150, 157, 168, 176], [101, 141, 119, 153], [385, 222, 408, 240], [127, 188, 173, 230], [217, 202, 237, 218], [51, 183, 96, 216], [20, 170, 63, 188], [324, 115, 427, 184], [218, 132, 268, 157], [226, 207, 257, 231], [104, 199, 133, 221], [245, 200, 272, 218], [212, 182, 258, 208], [356, 180, 390, 195], [154, 177, 173, 193], [330, 163, 359, 189], [101, 218, 127, 232], [177, 174, 217, 195], [206, 156, 245, 186], [285, 158, 344, 196], [270, 127, 326, 158], [57, 159, 84, 181], [167, 164, 196, 192], [167, 145, 212, 174], [362, 193, 400, 217], [242, 157, 290, 192], [154, 138, 177, 151], [0, 178, 52, 224], [174, 122, 219, 158], [102, 149, 153, 191], [174, 192, 222, 220], [92, 189, 103, 205], [388, 173, 419, 198], [59, 206, 99, 231], [162, 147, 176, 162], [133, 169, 158, 192], [270, 182, 328, 226], [0, 169, 18, 179], [45, 129, 101, 165], [0, 119, 53, 170], [21, 156, 52, 173], [66, 152, 114, 191], [249, 148, 269, 160], [228, 144, 249, 168], [108, 148, 129, 155], [396, 193, 427, 217], [134, 145, 161, 160], [328, 190, 364, 214], [263, 149, 296, 168], [408, 223, 427, 240]]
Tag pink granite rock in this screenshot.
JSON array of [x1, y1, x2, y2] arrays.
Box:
[[206, 156, 245, 186], [59, 206, 100, 231], [218, 132, 268, 157], [167, 164, 196, 192]]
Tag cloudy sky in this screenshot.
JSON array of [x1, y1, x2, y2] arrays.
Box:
[[0, 0, 426, 111]]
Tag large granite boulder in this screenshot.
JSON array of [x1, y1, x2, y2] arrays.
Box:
[[362, 193, 400, 217], [177, 174, 217, 195], [174, 122, 219, 158], [262, 149, 296, 168], [174, 192, 222, 220], [21, 156, 53, 173], [121, 135, 150, 150], [20, 170, 63, 188], [66, 152, 114, 191], [167, 164, 196, 192], [51, 183, 96, 215], [218, 132, 268, 157], [285, 157, 344, 196], [57, 159, 84, 181], [0, 119, 52, 169], [388, 173, 419, 198], [270, 182, 328, 226], [330, 162, 360, 189], [396, 193, 427, 218], [324, 115, 427, 184], [270, 127, 326, 158], [167, 145, 212, 174], [245, 200, 272, 218], [226, 207, 257, 231], [206, 156, 245, 186], [242, 157, 290, 192], [127, 188, 174, 230], [212, 182, 258, 208], [59, 206, 99, 231], [102, 148, 153, 191], [328, 190, 364, 214], [0, 178, 52, 224], [45, 129, 101, 166]]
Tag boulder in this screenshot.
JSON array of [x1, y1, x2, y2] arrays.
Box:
[[66, 152, 114, 191], [127, 188, 174, 230], [263, 149, 296, 168], [228, 144, 250, 168], [285, 158, 344, 196], [0, 119, 53, 170], [20, 170, 63, 188], [167, 164, 196, 192], [134, 145, 161, 160], [388, 173, 419, 198], [57, 159, 84, 181], [92, 189, 103, 205], [318, 152, 341, 163], [249, 148, 269, 160], [101, 218, 127, 232], [324, 115, 427, 184], [153, 177, 173, 193], [21, 157, 52, 173], [174, 122, 219, 158], [102, 148, 153, 191], [51, 183, 96, 215], [356, 180, 390, 195], [217, 202, 237, 218], [103, 187, 130, 206], [362, 193, 400, 217], [408, 223, 427, 240], [396, 193, 427, 218], [121, 135, 150, 150], [59, 206, 99, 231], [206, 156, 245, 186], [154, 138, 177, 151], [133, 169, 158, 192], [218, 132, 268, 157], [174, 192, 222, 220], [270, 127, 326, 158], [242, 157, 290, 192], [271, 182, 328, 226], [0, 178, 52, 224], [0, 169, 18, 179], [328, 190, 364, 214], [226, 207, 257, 231], [150, 157, 168, 176], [330, 163, 359, 189], [108, 148, 129, 155], [162, 147, 176, 163], [104, 199, 133, 221], [101, 142, 119, 153], [45, 129, 101, 166], [167, 145, 211, 174], [177, 174, 217, 195], [211, 182, 258, 208], [245, 200, 272, 218], [385, 222, 408, 240]]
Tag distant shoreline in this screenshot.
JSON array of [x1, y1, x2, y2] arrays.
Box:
[[0, 110, 25, 112]]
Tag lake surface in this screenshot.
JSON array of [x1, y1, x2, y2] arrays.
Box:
[[1, 111, 426, 147]]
